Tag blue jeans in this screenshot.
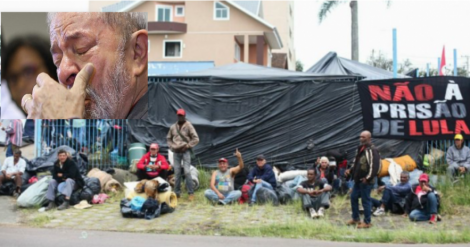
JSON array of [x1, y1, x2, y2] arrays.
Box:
[[5, 143, 13, 157], [351, 182, 373, 224], [371, 187, 396, 210], [409, 193, 438, 221], [251, 180, 274, 203], [204, 189, 242, 204]]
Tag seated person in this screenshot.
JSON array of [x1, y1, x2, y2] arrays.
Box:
[[136, 143, 169, 180], [45, 149, 84, 211], [317, 156, 340, 192], [204, 148, 244, 205], [297, 168, 332, 218], [0, 150, 26, 197], [405, 173, 441, 224], [246, 154, 277, 206], [372, 171, 411, 216], [446, 134, 470, 178]]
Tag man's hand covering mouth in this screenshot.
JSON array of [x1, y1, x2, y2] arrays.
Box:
[[22, 63, 95, 119]]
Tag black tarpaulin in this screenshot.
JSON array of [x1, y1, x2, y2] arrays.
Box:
[[130, 63, 424, 169], [306, 52, 410, 80]]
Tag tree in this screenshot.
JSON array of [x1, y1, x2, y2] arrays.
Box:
[[318, 1, 391, 62], [398, 59, 413, 74], [367, 50, 393, 71], [296, 60, 304, 72]]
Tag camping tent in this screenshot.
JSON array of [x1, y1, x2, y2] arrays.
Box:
[[306, 52, 409, 80], [130, 63, 423, 168]]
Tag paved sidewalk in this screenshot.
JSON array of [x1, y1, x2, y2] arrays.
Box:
[[0, 197, 19, 225]]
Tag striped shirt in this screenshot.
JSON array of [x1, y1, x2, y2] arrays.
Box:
[[5, 120, 23, 146]]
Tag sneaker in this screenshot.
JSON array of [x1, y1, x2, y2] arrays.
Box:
[[217, 200, 225, 206], [45, 201, 56, 211], [13, 192, 19, 198], [176, 194, 181, 199], [57, 201, 70, 211], [309, 208, 317, 219], [188, 194, 195, 202], [373, 207, 385, 216], [346, 219, 360, 225], [317, 207, 325, 218], [357, 222, 372, 229], [429, 214, 437, 224], [248, 201, 255, 207]]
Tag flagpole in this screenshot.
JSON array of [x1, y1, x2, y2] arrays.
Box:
[[426, 63, 429, 77], [454, 49, 457, 76]]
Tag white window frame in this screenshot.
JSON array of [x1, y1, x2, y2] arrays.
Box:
[[156, 5, 173, 22], [213, 1, 230, 20], [175, 5, 185, 17], [163, 40, 183, 59], [234, 42, 241, 61]]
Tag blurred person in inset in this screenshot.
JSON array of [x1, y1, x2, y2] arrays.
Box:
[[21, 13, 148, 119], [1, 35, 58, 119]]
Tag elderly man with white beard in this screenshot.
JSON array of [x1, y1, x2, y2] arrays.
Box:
[[21, 12, 148, 119]]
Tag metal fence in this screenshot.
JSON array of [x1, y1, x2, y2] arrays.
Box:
[[424, 139, 470, 170], [34, 119, 129, 170]]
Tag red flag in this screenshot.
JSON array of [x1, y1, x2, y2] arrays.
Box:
[[439, 46, 446, 75]]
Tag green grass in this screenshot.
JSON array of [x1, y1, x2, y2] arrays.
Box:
[[17, 167, 470, 244]]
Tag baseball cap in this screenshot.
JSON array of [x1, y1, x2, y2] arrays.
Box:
[[176, 109, 186, 116], [218, 158, 228, 163], [419, 173, 429, 182], [150, 143, 159, 150], [256, 154, 265, 160], [455, 134, 464, 140]]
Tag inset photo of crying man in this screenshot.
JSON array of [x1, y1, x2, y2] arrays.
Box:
[[1, 12, 148, 119]]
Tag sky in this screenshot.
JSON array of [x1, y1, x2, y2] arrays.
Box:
[[295, 0, 470, 72]]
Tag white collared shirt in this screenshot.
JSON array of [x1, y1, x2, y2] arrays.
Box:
[[1, 157, 26, 174]]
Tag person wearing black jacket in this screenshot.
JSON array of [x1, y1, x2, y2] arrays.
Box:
[[45, 149, 84, 211], [246, 154, 277, 206], [405, 173, 441, 224], [345, 131, 381, 229]]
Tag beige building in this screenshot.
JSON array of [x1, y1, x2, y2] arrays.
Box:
[[262, 1, 295, 70], [91, 1, 295, 69]]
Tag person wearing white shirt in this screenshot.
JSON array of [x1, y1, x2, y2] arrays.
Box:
[[0, 150, 26, 196]]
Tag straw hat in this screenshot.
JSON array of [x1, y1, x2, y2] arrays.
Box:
[[74, 200, 93, 210]]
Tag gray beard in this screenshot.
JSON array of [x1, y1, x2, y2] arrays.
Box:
[[85, 50, 131, 119]]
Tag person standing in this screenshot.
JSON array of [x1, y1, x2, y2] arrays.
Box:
[[2, 119, 23, 156], [345, 130, 381, 229], [167, 109, 199, 201]]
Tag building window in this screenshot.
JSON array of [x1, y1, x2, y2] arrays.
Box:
[[163, 40, 182, 58], [157, 5, 172, 22], [234, 42, 241, 61], [175, 6, 185, 17], [214, 2, 229, 20]]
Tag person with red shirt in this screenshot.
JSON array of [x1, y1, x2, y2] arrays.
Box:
[[136, 143, 169, 180], [404, 173, 441, 224]]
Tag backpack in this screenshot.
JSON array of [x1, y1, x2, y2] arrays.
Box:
[[239, 181, 254, 204]]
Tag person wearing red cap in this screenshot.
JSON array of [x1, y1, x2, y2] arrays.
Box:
[[446, 134, 470, 179], [204, 149, 244, 205], [136, 143, 169, 180], [166, 108, 199, 201], [404, 173, 441, 224]]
